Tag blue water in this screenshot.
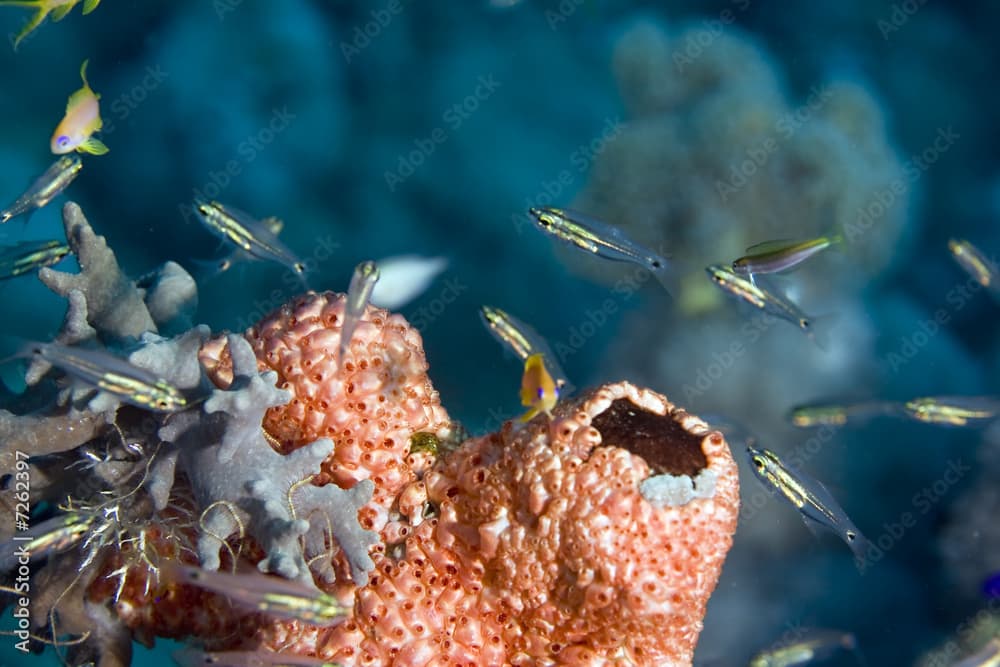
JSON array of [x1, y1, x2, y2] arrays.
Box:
[[1, 1, 998, 665]]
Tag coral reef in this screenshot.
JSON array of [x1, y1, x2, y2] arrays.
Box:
[[576, 18, 909, 301], [0, 202, 739, 666], [95, 383, 739, 666]]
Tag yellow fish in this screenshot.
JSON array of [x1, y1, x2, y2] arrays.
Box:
[[0, 0, 100, 51], [50, 59, 108, 156], [519, 353, 559, 422]]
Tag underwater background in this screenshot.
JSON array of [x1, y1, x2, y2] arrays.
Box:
[[1, 0, 999, 665]]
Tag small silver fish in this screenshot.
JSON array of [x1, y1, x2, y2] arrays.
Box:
[[16, 341, 186, 412], [949, 239, 999, 292], [0, 155, 83, 224], [732, 234, 841, 281], [749, 628, 859, 667], [788, 400, 900, 427], [902, 396, 1000, 427], [169, 563, 347, 627], [0, 511, 94, 572], [192, 199, 307, 284], [339, 260, 380, 365], [706, 265, 820, 343], [0, 239, 71, 280], [528, 206, 674, 293], [480, 305, 572, 391], [950, 638, 1000, 667], [746, 442, 869, 562], [173, 647, 344, 667]]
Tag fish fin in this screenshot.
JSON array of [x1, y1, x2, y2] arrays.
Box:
[[8, 7, 46, 50], [77, 58, 91, 92], [82, 0, 100, 14], [77, 137, 108, 155], [50, 4, 73, 20], [801, 312, 838, 351], [519, 406, 539, 422], [261, 216, 284, 236], [189, 256, 233, 281], [650, 262, 677, 299]]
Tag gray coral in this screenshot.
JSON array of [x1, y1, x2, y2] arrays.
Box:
[[155, 334, 378, 586], [0, 202, 377, 665]]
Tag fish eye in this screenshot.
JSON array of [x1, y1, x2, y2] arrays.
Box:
[[537, 388, 544, 399], [751, 456, 766, 470], [846, 531, 857, 541], [56, 135, 71, 148]]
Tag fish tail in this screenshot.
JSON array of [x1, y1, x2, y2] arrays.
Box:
[[801, 312, 838, 351], [6, 6, 46, 50], [650, 262, 677, 299], [849, 531, 872, 572]]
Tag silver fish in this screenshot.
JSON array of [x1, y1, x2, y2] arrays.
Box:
[[169, 563, 347, 627], [787, 400, 901, 427], [732, 235, 841, 281], [0, 239, 71, 279], [528, 206, 674, 293], [173, 647, 344, 667], [1, 155, 83, 224], [746, 442, 869, 563], [480, 305, 572, 391], [949, 239, 999, 294], [17, 341, 186, 412], [749, 628, 859, 667], [339, 260, 380, 365], [192, 199, 307, 284], [706, 265, 821, 343], [0, 511, 94, 572], [902, 396, 1000, 427]]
